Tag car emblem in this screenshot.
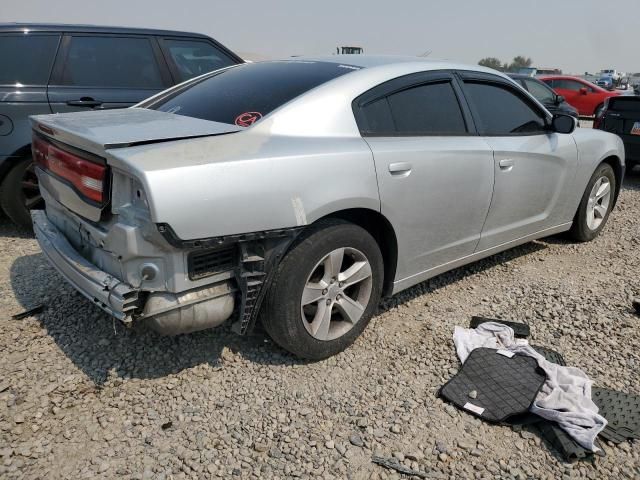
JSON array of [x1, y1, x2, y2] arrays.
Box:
[[235, 112, 263, 127]]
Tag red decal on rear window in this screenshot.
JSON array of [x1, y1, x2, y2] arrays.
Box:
[[235, 112, 262, 127]]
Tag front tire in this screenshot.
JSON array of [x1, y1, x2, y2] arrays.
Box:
[[0, 158, 44, 229], [569, 163, 616, 242], [262, 219, 383, 360]]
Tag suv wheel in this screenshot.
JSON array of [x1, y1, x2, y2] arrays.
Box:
[[0, 158, 43, 229], [262, 219, 383, 360], [569, 163, 616, 242]]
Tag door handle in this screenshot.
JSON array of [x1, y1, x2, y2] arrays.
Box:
[[388, 162, 412, 176], [66, 97, 103, 108], [499, 159, 515, 170]]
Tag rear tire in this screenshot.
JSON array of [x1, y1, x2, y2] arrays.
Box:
[[0, 157, 43, 229], [569, 163, 616, 242], [261, 219, 383, 360]]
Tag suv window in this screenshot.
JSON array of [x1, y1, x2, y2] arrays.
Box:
[[163, 39, 236, 81], [61, 36, 163, 88], [144, 61, 359, 126], [464, 81, 546, 135], [522, 78, 555, 104], [359, 81, 466, 135], [0, 35, 59, 86]]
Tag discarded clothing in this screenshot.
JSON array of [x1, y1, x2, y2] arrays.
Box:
[[453, 322, 607, 452]]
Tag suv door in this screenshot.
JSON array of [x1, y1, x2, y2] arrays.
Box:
[[353, 72, 494, 284], [47, 34, 172, 113], [459, 74, 578, 251], [158, 37, 239, 83]]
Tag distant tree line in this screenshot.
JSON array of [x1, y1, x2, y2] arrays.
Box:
[[478, 56, 533, 72]]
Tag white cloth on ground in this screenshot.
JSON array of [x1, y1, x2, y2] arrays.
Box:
[[453, 322, 607, 452]]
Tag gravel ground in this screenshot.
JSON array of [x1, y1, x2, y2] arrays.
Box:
[[1, 169, 639, 480]]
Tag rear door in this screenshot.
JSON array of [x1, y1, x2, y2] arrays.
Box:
[[459, 73, 578, 250], [0, 32, 60, 156], [354, 71, 494, 281], [157, 37, 239, 83], [47, 33, 172, 113]]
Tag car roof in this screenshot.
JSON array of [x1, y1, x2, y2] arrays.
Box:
[[292, 55, 510, 77], [0, 23, 212, 38]]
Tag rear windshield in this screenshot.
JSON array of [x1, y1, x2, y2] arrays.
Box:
[[608, 98, 640, 112], [143, 60, 361, 126], [0, 34, 60, 86]]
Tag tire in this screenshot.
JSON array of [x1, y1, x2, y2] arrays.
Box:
[[262, 219, 383, 360], [0, 157, 43, 229], [569, 163, 616, 242]]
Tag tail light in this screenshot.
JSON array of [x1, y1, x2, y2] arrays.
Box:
[[32, 132, 107, 204], [594, 100, 609, 130]]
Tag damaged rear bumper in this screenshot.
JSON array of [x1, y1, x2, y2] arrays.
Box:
[[32, 210, 139, 321]]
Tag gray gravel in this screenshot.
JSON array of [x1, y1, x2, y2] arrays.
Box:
[[1, 169, 639, 479]]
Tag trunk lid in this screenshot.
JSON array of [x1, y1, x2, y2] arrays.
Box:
[[31, 108, 241, 221], [30, 108, 241, 157]]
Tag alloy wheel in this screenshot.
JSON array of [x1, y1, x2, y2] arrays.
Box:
[[300, 247, 373, 341], [586, 176, 611, 231]]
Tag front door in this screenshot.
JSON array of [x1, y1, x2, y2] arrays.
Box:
[[459, 76, 578, 251], [353, 72, 494, 282], [47, 34, 172, 113]]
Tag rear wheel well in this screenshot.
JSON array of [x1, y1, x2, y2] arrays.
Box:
[[319, 209, 398, 297], [601, 155, 623, 205], [0, 144, 32, 181]]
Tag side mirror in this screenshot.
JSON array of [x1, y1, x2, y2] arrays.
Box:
[[555, 95, 565, 105], [579, 87, 589, 95], [551, 114, 576, 134]]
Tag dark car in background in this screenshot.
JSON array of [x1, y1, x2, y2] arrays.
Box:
[[508, 74, 579, 120], [0, 23, 243, 227], [595, 96, 640, 171]]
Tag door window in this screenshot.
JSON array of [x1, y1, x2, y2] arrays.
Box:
[[553, 79, 590, 92], [463, 81, 547, 135], [163, 39, 236, 81], [522, 79, 556, 104], [60, 36, 163, 88], [0, 34, 59, 86], [358, 81, 467, 135]]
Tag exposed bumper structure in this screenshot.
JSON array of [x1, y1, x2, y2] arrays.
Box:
[[32, 210, 140, 321]]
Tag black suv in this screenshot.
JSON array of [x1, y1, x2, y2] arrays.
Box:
[[0, 24, 243, 227]]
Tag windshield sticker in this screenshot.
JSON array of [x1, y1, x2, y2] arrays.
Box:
[[235, 112, 263, 127]]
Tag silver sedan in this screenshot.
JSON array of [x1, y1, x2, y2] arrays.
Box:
[[31, 57, 625, 359]]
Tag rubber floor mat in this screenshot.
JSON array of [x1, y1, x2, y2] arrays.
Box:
[[440, 348, 545, 423], [592, 387, 640, 443], [469, 316, 530, 338], [532, 345, 567, 366], [538, 422, 606, 461]]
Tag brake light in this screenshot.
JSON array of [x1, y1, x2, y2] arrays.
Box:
[[32, 133, 107, 204]]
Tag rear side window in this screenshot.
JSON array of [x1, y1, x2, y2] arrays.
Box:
[[0, 34, 59, 86], [163, 39, 236, 81], [61, 36, 164, 88], [358, 81, 467, 135], [463, 81, 546, 135], [144, 61, 359, 126]]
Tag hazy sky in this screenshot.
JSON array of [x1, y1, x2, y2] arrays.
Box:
[[2, 0, 636, 74]]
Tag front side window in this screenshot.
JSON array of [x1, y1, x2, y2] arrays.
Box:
[[553, 79, 587, 92], [358, 81, 467, 135], [464, 81, 546, 135], [163, 39, 236, 81], [144, 61, 359, 126], [61, 36, 164, 88], [0, 34, 59, 86], [522, 78, 556, 104]]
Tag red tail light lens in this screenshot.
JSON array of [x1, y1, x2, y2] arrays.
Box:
[[32, 133, 107, 204]]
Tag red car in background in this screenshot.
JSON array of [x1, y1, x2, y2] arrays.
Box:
[[539, 75, 619, 117]]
